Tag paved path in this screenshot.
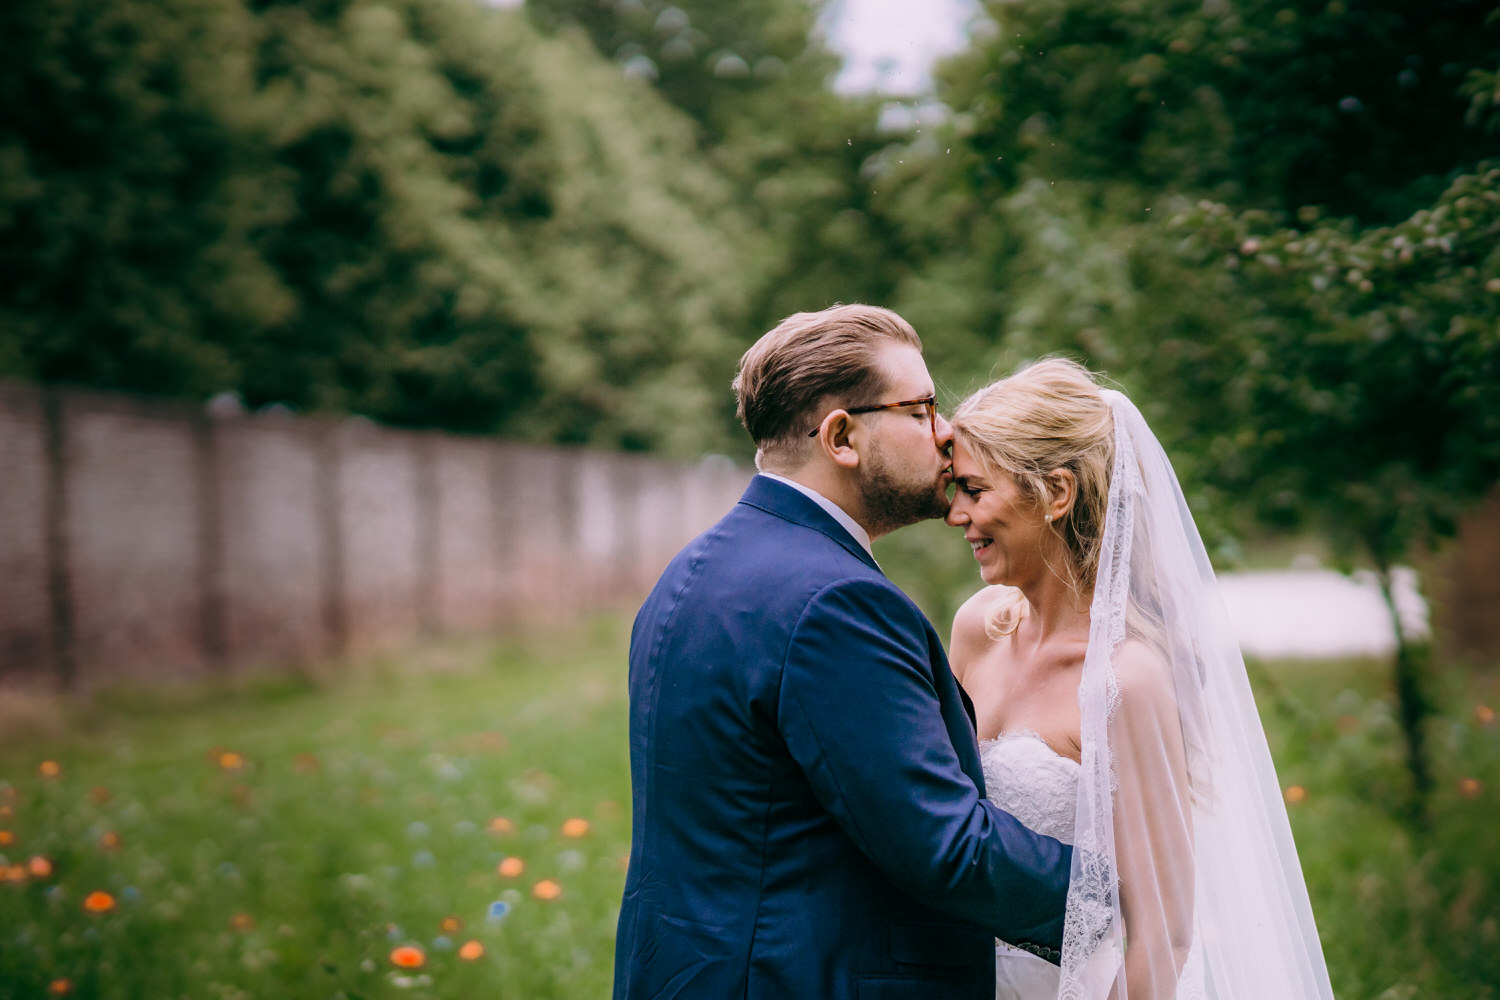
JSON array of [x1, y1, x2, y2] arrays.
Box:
[[1218, 567, 1429, 660]]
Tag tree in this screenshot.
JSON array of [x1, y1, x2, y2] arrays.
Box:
[[937, 0, 1497, 222], [524, 0, 920, 340], [0, 0, 765, 455], [891, 0, 1500, 810], [1132, 167, 1500, 807], [0, 0, 283, 398], [524, 0, 839, 147]]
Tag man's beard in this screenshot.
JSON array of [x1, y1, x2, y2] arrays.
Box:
[[859, 444, 949, 537]]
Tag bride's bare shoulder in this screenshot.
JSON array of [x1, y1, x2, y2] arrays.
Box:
[[953, 585, 1014, 636], [950, 586, 1021, 676], [1112, 637, 1180, 715]]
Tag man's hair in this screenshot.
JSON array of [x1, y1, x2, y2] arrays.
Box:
[[733, 304, 922, 468]]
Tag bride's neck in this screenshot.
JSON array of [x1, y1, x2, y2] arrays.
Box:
[[1018, 574, 1092, 646]]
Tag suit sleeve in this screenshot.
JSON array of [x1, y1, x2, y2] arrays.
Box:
[[778, 577, 1072, 949]]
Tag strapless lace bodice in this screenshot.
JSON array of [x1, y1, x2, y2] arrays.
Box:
[[980, 732, 1079, 844], [982, 733, 1080, 1000]]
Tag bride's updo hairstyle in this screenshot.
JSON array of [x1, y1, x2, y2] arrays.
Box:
[[952, 358, 1114, 633]]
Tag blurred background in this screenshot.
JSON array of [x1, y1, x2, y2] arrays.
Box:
[[1, 0, 1498, 997]]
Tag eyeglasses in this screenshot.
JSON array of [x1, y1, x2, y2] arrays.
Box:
[[807, 394, 939, 438]]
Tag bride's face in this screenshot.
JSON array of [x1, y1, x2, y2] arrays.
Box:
[[945, 437, 1052, 589]]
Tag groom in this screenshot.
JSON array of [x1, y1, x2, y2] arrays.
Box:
[[613, 305, 1071, 999]]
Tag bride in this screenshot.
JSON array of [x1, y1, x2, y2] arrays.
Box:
[[944, 359, 1336, 1000]]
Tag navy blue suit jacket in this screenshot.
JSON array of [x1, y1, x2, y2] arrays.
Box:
[[614, 475, 1071, 999]]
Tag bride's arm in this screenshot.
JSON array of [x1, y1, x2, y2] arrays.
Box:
[[1110, 642, 1195, 999]]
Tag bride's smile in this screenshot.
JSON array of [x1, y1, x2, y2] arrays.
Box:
[[946, 437, 1063, 591]]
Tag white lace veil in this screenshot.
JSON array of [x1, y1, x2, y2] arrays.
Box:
[[1059, 390, 1335, 1000]]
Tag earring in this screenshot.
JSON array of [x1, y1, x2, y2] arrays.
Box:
[[1044, 514, 1054, 523]]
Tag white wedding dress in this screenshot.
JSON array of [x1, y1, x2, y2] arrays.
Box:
[[981, 732, 1079, 1000]]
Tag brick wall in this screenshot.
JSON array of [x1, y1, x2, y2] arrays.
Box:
[[0, 383, 750, 689], [0, 388, 52, 674]]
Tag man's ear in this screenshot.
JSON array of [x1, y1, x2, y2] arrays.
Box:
[[811, 411, 861, 470]]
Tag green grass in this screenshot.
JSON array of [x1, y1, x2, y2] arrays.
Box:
[[0, 620, 633, 1000], [1249, 654, 1500, 1000], [1, 618, 1497, 999]]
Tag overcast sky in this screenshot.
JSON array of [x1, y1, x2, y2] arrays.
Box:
[[821, 0, 978, 95], [484, 0, 979, 96]]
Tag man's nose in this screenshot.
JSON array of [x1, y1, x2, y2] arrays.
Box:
[[934, 413, 954, 452]]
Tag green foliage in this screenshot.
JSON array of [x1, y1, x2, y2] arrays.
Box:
[[1136, 166, 1500, 568], [940, 0, 1498, 222], [0, 0, 764, 455], [523, 0, 840, 147], [0, 0, 279, 397], [524, 0, 918, 348]]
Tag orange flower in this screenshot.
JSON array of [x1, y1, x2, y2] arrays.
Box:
[[487, 816, 515, 835], [48, 980, 72, 996], [1476, 704, 1496, 727], [88, 786, 112, 805], [229, 913, 256, 932], [217, 751, 245, 771], [1285, 785, 1307, 804], [38, 760, 61, 779], [532, 879, 562, 900], [440, 916, 462, 933], [0, 830, 14, 846], [0, 805, 12, 820], [389, 945, 426, 969], [28, 856, 52, 879], [458, 940, 485, 961], [497, 856, 524, 878], [2, 865, 26, 883], [1459, 777, 1483, 799], [560, 818, 590, 838], [83, 891, 116, 913], [99, 831, 121, 851]]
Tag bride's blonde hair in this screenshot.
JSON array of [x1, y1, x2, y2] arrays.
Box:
[[952, 358, 1115, 636]]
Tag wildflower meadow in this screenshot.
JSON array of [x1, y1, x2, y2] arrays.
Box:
[[1, 617, 1497, 999], [0, 621, 633, 999]]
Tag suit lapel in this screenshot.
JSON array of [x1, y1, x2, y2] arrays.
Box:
[[956, 678, 978, 729]]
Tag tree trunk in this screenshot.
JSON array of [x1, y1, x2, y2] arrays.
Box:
[[1374, 558, 1432, 822]]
